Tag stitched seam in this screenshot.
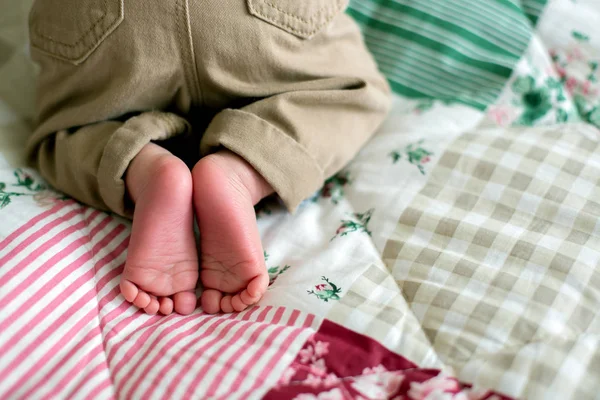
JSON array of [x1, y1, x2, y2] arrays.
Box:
[[183, 0, 203, 106], [33, 13, 107, 47], [175, 0, 203, 106], [31, 0, 113, 47], [250, 0, 343, 37], [260, 0, 338, 24]]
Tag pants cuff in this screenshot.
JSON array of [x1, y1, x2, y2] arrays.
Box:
[[201, 109, 324, 212], [98, 112, 191, 217]]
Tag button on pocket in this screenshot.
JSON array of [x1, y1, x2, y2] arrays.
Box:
[[247, 0, 347, 39], [29, 0, 124, 65]]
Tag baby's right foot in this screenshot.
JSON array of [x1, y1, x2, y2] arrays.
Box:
[[120, 143, 199, 315], [193, 150, 273, 314]]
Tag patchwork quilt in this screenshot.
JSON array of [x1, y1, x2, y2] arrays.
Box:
[[1, 1, 599, 399]]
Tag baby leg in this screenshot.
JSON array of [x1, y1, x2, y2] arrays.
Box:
[[28, 0, 204, 315], [189, 4, 391, 313], [32, 112, 199, 315]]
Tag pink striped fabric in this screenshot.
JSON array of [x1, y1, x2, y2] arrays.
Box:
[[0, 202, 316, 399]]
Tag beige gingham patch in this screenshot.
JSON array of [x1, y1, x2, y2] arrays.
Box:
[[382, 124, 600, 399], [326, 263, 446, 370]]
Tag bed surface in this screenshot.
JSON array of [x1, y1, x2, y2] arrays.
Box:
[[1, 1, 599, 399]]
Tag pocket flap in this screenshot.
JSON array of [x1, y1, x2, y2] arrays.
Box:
[[247, 0, 347, 39], [29, 0, 124, 64]]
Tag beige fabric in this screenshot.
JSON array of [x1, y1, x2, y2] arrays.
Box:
[[382, 124, 600, 398], [326, 264, 446, 370], [26, 0, 391, 217]]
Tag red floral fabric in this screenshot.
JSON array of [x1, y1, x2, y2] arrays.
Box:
[[264, 320, 514, 400]]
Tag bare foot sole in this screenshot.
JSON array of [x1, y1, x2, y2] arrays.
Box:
[[120, 143, 199, 315], [192, 151, 273, 314]]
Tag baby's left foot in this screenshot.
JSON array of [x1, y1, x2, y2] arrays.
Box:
[[120, 143, 199, 315], [192, 151, 273, 314]]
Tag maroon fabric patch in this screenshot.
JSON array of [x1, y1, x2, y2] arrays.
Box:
[[264, 320, 514, 400]]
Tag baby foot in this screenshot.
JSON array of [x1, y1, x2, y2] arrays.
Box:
[[120, 143, 199, 315], [192, 150, 273, 314]]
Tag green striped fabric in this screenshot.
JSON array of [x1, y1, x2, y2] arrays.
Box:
[[348, 0, 549, 110], [521, 0, 549, 25]]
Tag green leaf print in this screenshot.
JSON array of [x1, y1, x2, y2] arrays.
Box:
[[574, 95, 600, 127], [588, 107, 600, 128], [588, 62, 598, 83], [556, 108, 569, 123], [0, 193, 11, 209], [390, 151, 401, 163], [14, 169, 45, 192], [265, 252, 292, 288], [312, 171, 352, 205], [545, 77, 561, 89], [572, 31, 590, 41], [390, 140, 434, 175], [515, 82, 553, 126], [332, 209, 374, 241], [307, 276, 342, 302], [268, 265, 292, 287], [512, 76, 535, 94], [0, 169, 61, 210], [574, 94, 588, 113]]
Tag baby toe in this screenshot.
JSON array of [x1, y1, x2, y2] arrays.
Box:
[[239, 274, 268, 306], [201, 289, 222, 314], [247, 274, 269, 299], [120, 279, 139, 303], [159, 297, 174, 315], [133, 291, 152, 309], [231, 294, 249, 312], [173, 291, 197, 315], [144, 296, 160, 315], [220, 295, 234, 313]]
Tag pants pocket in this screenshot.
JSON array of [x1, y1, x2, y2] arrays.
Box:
[[246, 0, 347, 39], [29, 0, 124, 65]]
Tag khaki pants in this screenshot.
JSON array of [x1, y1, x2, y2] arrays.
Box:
[[27, 0, 391, 217]]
